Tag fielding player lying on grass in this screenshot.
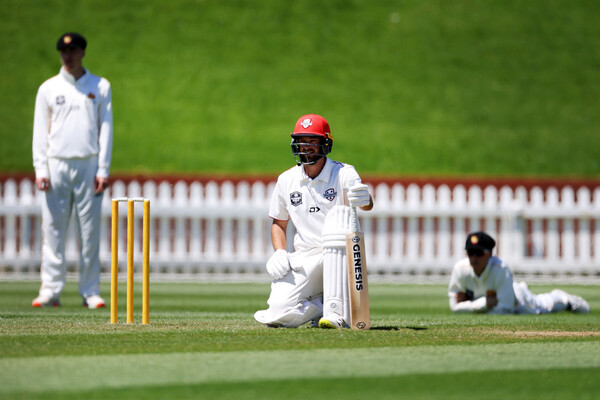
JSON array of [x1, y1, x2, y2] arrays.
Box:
[[449, 231, 590, 314], [254, 114, 373, 328]]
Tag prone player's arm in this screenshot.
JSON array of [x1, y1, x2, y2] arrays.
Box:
[[448, 266, 487, 313], [450, 293, 488, 313], [487, 268, 516, 314], [271, 219, 288, 251]]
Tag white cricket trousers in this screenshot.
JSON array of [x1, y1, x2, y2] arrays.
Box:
[[255, 250, 324, 327], [513, 281, 570, 314], [39, 156, 103, 298]]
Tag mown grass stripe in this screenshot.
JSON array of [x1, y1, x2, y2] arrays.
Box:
[[2, 342, 598, 393]]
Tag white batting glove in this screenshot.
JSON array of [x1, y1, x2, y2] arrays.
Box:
[[266, 249, 291, 280], [347, 183, 371, 208]]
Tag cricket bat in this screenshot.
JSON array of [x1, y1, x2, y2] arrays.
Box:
[[346, 206, 370, 330]]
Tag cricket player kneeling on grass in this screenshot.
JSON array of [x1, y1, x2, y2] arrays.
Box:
[[254, 114, 373, 328], [319, 205, 353, 329]]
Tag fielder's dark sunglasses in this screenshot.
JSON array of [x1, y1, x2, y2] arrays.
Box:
[[467, 248, 485, 257]]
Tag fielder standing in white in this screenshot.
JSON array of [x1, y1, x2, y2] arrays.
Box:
[[32, 32, 113, 308], [449, 231, 590, 314], [254, 114, 373, 328]]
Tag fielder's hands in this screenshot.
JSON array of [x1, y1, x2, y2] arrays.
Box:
[[95, 177, 110, 194], [36, 178, 50, 191], [486, 290, 498, 309], [266, 249, 290, 280], [347, 183, 371, 208]]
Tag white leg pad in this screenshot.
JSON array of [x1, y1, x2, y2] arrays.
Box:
[[322, 205, 352, 324]]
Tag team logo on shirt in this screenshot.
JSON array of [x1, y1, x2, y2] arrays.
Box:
[[88, 92, 96, 99], [324, 188, 336, 201], [56, 95, 65, 105], [290, 191, 302, 207]]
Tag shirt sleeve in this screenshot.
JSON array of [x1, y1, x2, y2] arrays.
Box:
[[338, 163, 363, 207], [450, 296, 488, 313], [487, 266, 516, 314], [96, 79, 113, 178], [339, 164, 362, 190], [32, 85, 50, 179], [268, 177, 289, 221]]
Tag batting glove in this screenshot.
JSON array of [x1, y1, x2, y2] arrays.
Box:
[[266, 249, 290, 280], [347, 183, 371, 208]]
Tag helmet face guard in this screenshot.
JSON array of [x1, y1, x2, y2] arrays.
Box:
[[290, 114, 333, 165], [290, 136, 333, 165]]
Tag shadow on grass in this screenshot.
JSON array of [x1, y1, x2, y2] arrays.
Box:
[[370, 326, 428, 331]]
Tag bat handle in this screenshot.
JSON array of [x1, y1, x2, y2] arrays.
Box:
[[350, 206, 358, 232]]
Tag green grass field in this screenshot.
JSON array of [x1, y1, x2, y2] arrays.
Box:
[[1, 281, 599, 399], [1, 0, 600, 177], [1, 1, 599, 397]]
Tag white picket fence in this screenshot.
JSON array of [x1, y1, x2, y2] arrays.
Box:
[[1, 178, 599, 279]]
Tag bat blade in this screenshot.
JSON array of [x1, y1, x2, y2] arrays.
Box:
[[346, 230, 370, 330]]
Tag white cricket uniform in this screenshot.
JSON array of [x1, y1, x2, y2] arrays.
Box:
[[32, 67, 113, 298], [448, 256, 573, 314], [256, 157, 362, 326]]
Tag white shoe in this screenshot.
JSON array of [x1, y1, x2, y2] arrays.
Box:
[[319, 313, 348, 329], [83, 295, 106, 309], [254, 309, 282, 327], [32, 293, 61, 307], [567, 295, 590, 313]]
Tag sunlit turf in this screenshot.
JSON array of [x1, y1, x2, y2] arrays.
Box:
[[1, 281, 599, 399]]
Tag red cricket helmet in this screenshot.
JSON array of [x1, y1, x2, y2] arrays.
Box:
[[292, 114, 331, 138], [290, 114, 334, 164]]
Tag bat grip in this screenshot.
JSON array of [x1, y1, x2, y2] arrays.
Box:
[[350, 206, 358, 232]]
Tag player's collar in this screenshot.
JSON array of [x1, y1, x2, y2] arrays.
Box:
[[299, 157, 331, 182], [60, 67, 89, 85]]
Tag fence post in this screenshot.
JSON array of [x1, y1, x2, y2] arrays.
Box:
[[561, 187, 575, 263], [390, 184, 405, 269], [422, 184, 435, 263], [498, 186, 514, 261], [546, 187, 560, 262], [406, 184, 420, 263], [437, 185, 451, 264], [374, 183, 390, 266], [189, 182, 204, 258], [576, 187, 591, 266], [452, 185, 467, 259]]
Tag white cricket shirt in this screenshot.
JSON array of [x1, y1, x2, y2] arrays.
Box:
[[32, 67, 113, 179], [448, 256, 517, 314], [269, 158, 362, 253]]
